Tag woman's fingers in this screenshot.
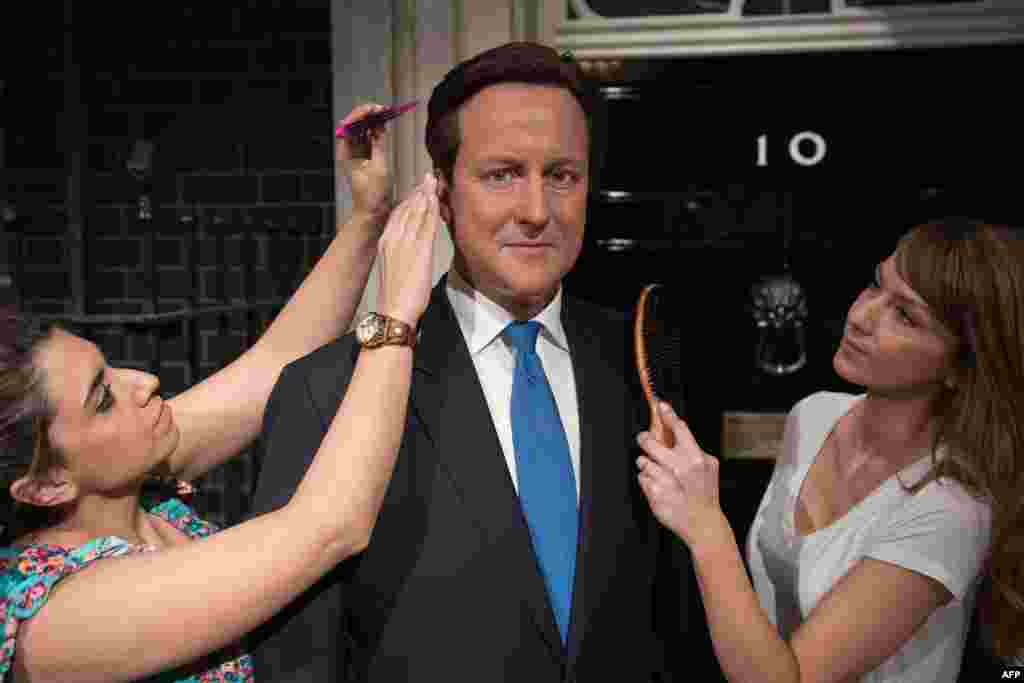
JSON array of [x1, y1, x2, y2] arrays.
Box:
[[384, 173, 436, 242], [401, 175, 438, 251], [376, 173, 438, 326], [337, 102, 383, 131], [419, 175, 440, 240], [638, 407, 724, 548], [336, 103, 388, 164], [637, 423, 717, 487], [336, 103, 395, 221], [636, 430, 680, 474], [637, 458, 681, 524], [405, 181, 432, 235], [366, 127, 387, 162], [657, 403, 702, 456], [637, 470, 659, 500], [636, 455, 676, 485], [364, 108, 390, 167], [382, 187, 414, 229]]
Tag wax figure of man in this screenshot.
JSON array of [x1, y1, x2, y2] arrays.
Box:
[[248, 42, 713, 682]]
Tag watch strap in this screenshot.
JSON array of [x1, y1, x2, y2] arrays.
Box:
[[382, 316, 416, 348], [360, 312, 416, 348]]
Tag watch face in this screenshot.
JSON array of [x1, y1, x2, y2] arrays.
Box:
[[356, 314, 384, 344]]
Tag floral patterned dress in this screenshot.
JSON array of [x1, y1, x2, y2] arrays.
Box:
[[0, 498, 255, 682]]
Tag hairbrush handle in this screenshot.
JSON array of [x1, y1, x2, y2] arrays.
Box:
[[634, 284, 676, 448]]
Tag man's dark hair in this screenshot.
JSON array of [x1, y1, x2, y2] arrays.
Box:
[[425, 42, 601, 188]]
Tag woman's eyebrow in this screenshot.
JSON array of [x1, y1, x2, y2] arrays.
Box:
[[882, 263, 932, 314]]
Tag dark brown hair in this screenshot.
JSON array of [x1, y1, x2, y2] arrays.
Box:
[[425, 41, 599, 189], [0, 310, 65, 541], [894, 218, 1024, 658]]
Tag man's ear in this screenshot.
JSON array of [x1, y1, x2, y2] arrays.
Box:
[[434, 170, 452, 225], [10, 471, 77, 508]]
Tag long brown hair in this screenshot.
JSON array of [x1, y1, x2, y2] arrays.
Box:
[[0, 311, 68, 541], [894, 218, 1024, 658]]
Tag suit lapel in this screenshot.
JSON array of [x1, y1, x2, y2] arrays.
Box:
[[563, 297, 635, 663], [410, 278, 564, 658]]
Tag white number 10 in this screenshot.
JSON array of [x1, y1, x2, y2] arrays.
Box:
[[756, 132, 827, 167]]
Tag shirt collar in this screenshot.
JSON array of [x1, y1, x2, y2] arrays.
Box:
[[445, 267, 568, 356]]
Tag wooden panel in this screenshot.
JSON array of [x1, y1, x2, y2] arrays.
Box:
[[721, 411, 787, 459]]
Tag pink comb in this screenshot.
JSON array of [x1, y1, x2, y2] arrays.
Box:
[[335, 101, 419, 139]]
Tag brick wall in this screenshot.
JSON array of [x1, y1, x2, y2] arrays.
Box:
[[2, 2, 337, 527]]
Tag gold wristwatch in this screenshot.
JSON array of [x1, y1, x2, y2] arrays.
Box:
[[355, 312, 416, 349]]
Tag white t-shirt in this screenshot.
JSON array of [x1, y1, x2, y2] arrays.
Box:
[[745, 391, 992, 682]]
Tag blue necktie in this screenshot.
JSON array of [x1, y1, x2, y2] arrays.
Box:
[[505, 320, 578, 644]]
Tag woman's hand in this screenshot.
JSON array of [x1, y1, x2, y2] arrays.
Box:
[[337, 103, 394, 226], [636, 402, 729, 552], [376, 173, 440, 329]]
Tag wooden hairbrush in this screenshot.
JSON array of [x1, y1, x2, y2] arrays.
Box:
[[633, 284, 685, 447]]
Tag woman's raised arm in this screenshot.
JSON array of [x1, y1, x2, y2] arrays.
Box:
[[167, 104, 394, 482], [15, 173, 439, 683]]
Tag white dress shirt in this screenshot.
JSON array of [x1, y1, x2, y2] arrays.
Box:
[[445, 268, 581, 503]]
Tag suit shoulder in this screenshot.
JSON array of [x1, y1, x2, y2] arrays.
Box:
[[564, 294, 629, 330], [279, 333, 360, 389], [563, 294, 633, 375]]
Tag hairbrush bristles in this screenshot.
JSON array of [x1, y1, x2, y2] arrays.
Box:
[[634, 284, 685, 447]]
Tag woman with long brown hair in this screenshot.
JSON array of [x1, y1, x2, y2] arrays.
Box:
[[636, 218, 1023, 681]]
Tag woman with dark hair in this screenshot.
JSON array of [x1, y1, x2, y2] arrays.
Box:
[[636, 218, 1022, 681], [0, 105, 442, 682]]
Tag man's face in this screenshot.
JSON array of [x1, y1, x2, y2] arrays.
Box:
[[439, 82, 589, 319]]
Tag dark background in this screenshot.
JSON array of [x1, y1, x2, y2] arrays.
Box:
[[3, 1, 337, 526]]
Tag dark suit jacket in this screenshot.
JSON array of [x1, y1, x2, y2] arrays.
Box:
[[247, 277, 712, 682]]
